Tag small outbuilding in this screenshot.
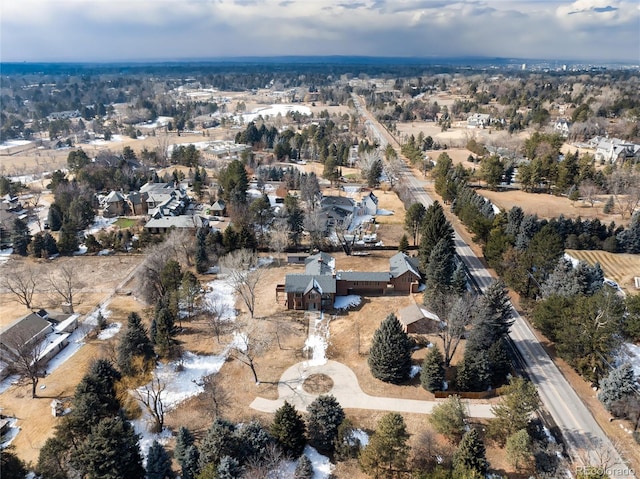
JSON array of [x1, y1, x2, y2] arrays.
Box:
[[397, 303, 439, 334]]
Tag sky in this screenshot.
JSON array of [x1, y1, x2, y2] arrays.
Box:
[[1, 0, 639, 63]]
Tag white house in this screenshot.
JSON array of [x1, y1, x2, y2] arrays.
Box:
[[467, 113, 491, 129]]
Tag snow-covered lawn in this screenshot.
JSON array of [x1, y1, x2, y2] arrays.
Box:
[[84, 216, 117, 235], [240, 104, 311, 123], [333, 295, 361, 310], [376, 209, 394, 216], [97, 322, 121, 340], [0, 139, 32, 150]]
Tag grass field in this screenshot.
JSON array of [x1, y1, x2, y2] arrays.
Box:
[[113, 217, 138, 229]]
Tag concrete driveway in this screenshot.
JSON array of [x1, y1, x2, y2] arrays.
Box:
[[250, 360, 494, 418]]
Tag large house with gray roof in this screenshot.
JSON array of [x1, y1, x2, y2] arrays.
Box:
[[277, 251, 422, 311]]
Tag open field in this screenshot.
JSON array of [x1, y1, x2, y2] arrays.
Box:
[[479, 188, 631, 226], [565, 249, 640, 296]]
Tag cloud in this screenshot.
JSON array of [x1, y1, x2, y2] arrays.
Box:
[[0, 0, 638, 62]]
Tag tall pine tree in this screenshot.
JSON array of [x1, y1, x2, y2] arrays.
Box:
[[117, 312, 154, 376], [421, 346, 445, 392], [271, 401, 307, 458], [368, 314, 412, 384], [146, 440, 174, 479], [453, 429, 488, 476], [306, 395, 345, 454]]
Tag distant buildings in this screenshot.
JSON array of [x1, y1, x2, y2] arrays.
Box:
[[589, 136, 640, 164]]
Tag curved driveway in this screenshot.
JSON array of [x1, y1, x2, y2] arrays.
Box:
[[250, 360, 494, 418]]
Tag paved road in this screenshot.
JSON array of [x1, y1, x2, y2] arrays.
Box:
[[250, 360, 494, 418], [352, 94, 634, 476]]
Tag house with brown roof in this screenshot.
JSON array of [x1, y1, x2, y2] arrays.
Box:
[[278, 251, 422, 310], [398, 303, 439, 334]]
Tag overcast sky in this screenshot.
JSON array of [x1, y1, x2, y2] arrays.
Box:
[[1, 0, 638, 63]]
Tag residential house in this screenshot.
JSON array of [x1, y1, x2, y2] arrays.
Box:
[[278, 252, 423, 310], [210, 199, 227, 217], [320, 196, 355, 229], [0, 309, 78, 379], [389, 252, 422, 293], [553, 119, 571, 138], [144, 213, 208, 234], [398, 303, 439, 334], [125, 191, 149, 215], [467, 113, 491, 129], [592, 137, 640, 164], [283, 274, 337, 311], [102, 191, 126, 217], [360, 192, 379, 216]]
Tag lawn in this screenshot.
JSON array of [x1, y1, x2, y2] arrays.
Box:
[[114, 217, 138, 229]]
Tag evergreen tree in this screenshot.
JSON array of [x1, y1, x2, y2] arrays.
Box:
[[306, 395, 345, 453], [198, 418, 236, 470], [216, 456, 242, 479], [43, 231, 59, 256], [152, 306, 177, 358], [490, 377, 540, 444], [455, 350, 490, 392], [57, 220, 79, 255], [234, 420, 272, 464], [11, 217, 30, 255], [366, 158, 383, 187], [488, 337, 511, 386], [72, 416, 144, 479], [48, 202, 64, 231], [174, 426, 196, 465], [30, 231, 45, 257], [333, 418, 362, 461], [617, 211, 640, 254], [359, 412, 410, 478], [180, 445, 200, 479], [294, 454, 314, 479], [1, 446, 28, 479], [419, 201, 454, 272], [450, 262, 467, 295], [423, 237, 455, 307], [598, 363, 637, 413], [117, 312, 155, 376], [271, 401, 307, 458], [421, 346, 445, 392], [466, 280, 513, 354], [452, 429, 488, 476], [146, 440, 175, 479], [368, 314, 412, 384], [398, 234, 409, 253], [603, 195, 614, 214], [505, 429, 533, 471], [37, 437, 69, 479], [428, 395, 468, 443]]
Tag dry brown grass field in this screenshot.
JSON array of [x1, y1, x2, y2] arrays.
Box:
[[479, 189, 631, 226]]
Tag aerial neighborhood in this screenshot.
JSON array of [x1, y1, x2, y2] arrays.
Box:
[[1, 59, 640, 479]]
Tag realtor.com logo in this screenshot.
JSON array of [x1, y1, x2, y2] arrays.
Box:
[[576, 466, 636, 477]]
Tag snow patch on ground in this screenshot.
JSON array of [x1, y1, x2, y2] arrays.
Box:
[[349, 428, 370, 447], [0, 417, 19, 448], [97, 322, 122, 340], [376, 209, 394, 216], [333, 295, 361, 310], [619, 343, 640, 377], [73, 245, 88, 255], [240, 104, 311, 123], [85, 216, 117, 235], [279, 445, 334, 478], [0, 140, 32, 150], [0, 248, 13, 264], [410, 365, 422, 378], [203, 276, 237, 321], [304, 313, 329, 368]]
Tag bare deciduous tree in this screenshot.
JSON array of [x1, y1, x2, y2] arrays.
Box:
[[608, 170, 640, 219], [229, 322, 272, 384], [135, 377, 166, 433], [269, 220, 291, 265], [3, 269, 38, 310], [49, 264, 84, 311], [383, 156, 404, 191], [579, 179, 601, 208], [2, 328, 47, 398], [220, 249, 266, 318], [432, 292, 475, 367], [195, 374, 230, 419], [204, 296, 233, 343]]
